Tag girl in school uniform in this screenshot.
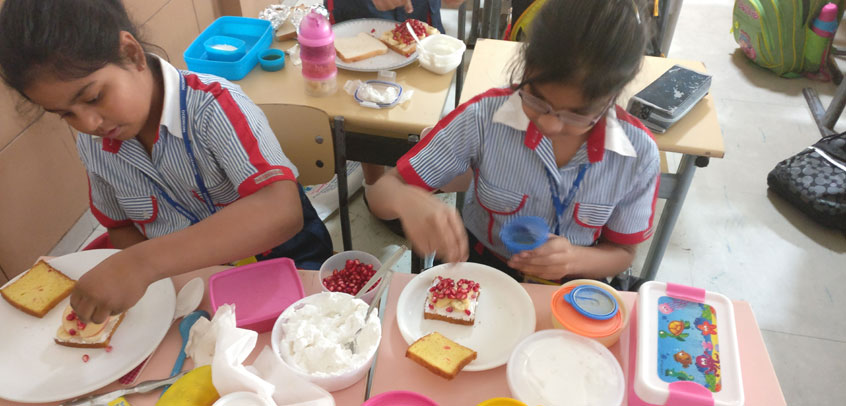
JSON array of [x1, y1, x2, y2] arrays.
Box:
[[366, 0, 660, 283], [0, 0, 332, 323]]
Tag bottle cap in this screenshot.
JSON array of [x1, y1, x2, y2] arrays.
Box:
[[297, 12, 334, 47], [564, 285, 619, 320]]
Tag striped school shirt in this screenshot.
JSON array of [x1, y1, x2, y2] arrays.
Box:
[[77, 57, 297, 238], [397, 88, 661, 258]]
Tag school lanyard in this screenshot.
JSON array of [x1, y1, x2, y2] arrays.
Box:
[[144, 74, 217, 225], [545, 163, 591, 235]]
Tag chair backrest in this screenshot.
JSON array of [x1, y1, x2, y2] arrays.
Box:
[[258, 103, 336, 186]]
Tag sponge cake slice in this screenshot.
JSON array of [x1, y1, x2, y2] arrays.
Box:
[[0, 260, 75, 318]]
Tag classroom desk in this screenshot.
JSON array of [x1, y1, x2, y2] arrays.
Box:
[[0, 268, 367, 406], [235, 40, 455, 251], [369, 272, 786, 405], [459, 39, 726, 282]]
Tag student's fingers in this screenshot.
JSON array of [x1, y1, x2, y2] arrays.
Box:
[[70, 292, 95, 323], [445, 209, 468, 262], [435, 209, 465, 263], [403, 0, 414, 13]]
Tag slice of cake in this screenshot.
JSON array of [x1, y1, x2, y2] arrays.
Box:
[[55, 304, 125, 348], [424, 276, 480, 326], [379, 19, 439, 57], [406, 332, 477, 379], [0, 260, 75, 318], [335, 32, 389, 62]]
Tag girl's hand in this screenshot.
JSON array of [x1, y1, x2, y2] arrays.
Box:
[[372, 0, 414, 13], [397, 188, 468, 263], [507, 234, 583, 280], [69, 250, 154, 324]]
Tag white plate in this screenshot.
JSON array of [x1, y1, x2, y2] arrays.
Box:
[[332, 18, 418, 72], [395, 263, 536, 371], [0, 249, 176, 403]]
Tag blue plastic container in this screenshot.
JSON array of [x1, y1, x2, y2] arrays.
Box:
[[203, 35, 246, 62], [184, 16, 272, 80], [500, 216, 550, 254]]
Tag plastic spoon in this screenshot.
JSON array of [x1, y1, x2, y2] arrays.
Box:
[[160, 309, 210, 395], [406, 22, 423, 48]]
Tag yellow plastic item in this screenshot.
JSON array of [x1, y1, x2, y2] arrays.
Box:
[[508, 0, 548, 41], [156, 365, 220, 406], [108, 397, 131, 406], [477, 398, 528, 406]]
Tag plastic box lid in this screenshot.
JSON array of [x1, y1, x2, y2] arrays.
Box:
[[631, 281, 744, 406], [209, 257, 304, 333], [184, 16, 272, 81]]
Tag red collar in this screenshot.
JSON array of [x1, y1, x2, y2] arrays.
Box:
[[101, 138, 123, 154], [525, 119, 607, 163]]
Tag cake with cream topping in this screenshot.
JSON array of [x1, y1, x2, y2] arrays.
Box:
[[423, 276, 480, 326]]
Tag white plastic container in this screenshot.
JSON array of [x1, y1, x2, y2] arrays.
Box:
[[270, 292, 381, 392], [625, 281, 744, 406], [506, 329, 625, 406], [417, 34, 465, 75], [318, 250, 383, 304], [213, 392, 273, 406]]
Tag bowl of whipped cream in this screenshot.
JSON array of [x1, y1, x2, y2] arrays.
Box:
[[271, 292, 382, 392]]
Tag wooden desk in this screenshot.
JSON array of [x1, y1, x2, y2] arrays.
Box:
[[459, 39, 726, 281], [0, 269, 367, 406], [369, 273, 786, 405]]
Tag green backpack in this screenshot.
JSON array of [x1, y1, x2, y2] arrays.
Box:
[[732, 0, 845, 77]]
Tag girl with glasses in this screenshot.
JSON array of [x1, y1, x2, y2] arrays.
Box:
[[366, 0, 659, 283]]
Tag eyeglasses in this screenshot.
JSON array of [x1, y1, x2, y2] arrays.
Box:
[[517, 89, 615, 129]]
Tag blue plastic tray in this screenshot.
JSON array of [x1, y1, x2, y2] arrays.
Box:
[[184, 16, 272, 80]]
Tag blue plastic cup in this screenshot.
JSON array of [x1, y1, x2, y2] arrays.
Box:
[[500, 216, 550, 254], [258, 49, 285, 72]]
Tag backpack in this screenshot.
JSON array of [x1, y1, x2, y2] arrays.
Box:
[[732, 0, 845, 78], [767, 132, 846, 231]]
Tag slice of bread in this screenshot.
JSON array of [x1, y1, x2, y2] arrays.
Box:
[[335, 32, 388, 63], [379, 19, 439, 57], [405, 332, 477, 379], [55, 304, 126, 348], [0, 260, 75, 318]]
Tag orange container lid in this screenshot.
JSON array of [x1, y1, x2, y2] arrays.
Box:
[[551, 285, 623, 337]]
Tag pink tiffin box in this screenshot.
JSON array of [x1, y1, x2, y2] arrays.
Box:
[[209, 257, 305, 333]]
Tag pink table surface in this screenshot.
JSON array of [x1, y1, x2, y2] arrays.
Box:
[[369, 273, 786, 406], [0, 267, 366, 406]]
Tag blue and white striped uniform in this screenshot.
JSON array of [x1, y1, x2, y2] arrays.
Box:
[[397, 88, 661, 258], [77, 58, 298, 238]]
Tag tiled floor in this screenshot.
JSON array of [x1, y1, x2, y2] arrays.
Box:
[[49, 1, 846, 404]]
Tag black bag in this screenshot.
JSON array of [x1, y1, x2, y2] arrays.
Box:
[[767, 133, 846, 231]]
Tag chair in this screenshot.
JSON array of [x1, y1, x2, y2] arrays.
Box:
[[257, 103, 353, 251]]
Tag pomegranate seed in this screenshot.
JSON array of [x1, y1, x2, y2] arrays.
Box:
[[446, 306, 454, 313], [68, 329, 77, 336], [465, 309, 471, 315], [82, 354, 89, 362], [428, 304, 434, 310], [105, 345, 113, 353], [66, 313, 76, 321]]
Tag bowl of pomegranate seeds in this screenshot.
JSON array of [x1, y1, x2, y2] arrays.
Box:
[[319, 251, 383, 304]]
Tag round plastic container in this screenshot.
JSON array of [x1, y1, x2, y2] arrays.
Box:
[[271, 292, 381, 392], [477, 398, 528, 406], [298, 11, 337, 96], [417, 34, 466, 75], [506, 329, 625, 406], [362, 390, 438, 406], [499, 216, 550, 254], [550, 279, 629, 347], [203, 35, 246, 62], [319, 250, 383, 305], [258, 48, 285, 72]]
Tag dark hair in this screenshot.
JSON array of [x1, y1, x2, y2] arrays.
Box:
[[511, 0, 649, 102], [0, 0, 151, 97]]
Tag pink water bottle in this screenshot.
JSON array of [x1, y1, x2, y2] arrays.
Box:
[[298, 11, 337, 96]]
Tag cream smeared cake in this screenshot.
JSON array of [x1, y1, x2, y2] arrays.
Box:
[[423, 276, 481, 326], [54, 304, 125, 348]]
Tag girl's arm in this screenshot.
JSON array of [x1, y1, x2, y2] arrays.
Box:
[[70, 180, 303, 323], [106, 225, 147, 249], [366, 169, 468, 263], [507, 236, 636, 280]]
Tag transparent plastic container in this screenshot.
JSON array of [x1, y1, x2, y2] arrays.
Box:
[[298, 12, 337, 96]]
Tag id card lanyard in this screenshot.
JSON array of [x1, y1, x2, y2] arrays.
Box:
[[144, 74, 217, 225], [545, 163, 590, 235]]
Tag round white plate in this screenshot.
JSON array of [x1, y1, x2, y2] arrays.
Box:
[[332, 18, 418, 72], [0, 249, 176, 403], [395, 263, 536, 371]]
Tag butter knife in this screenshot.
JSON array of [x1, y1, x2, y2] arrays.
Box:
[[60, 371, 187, 406]]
